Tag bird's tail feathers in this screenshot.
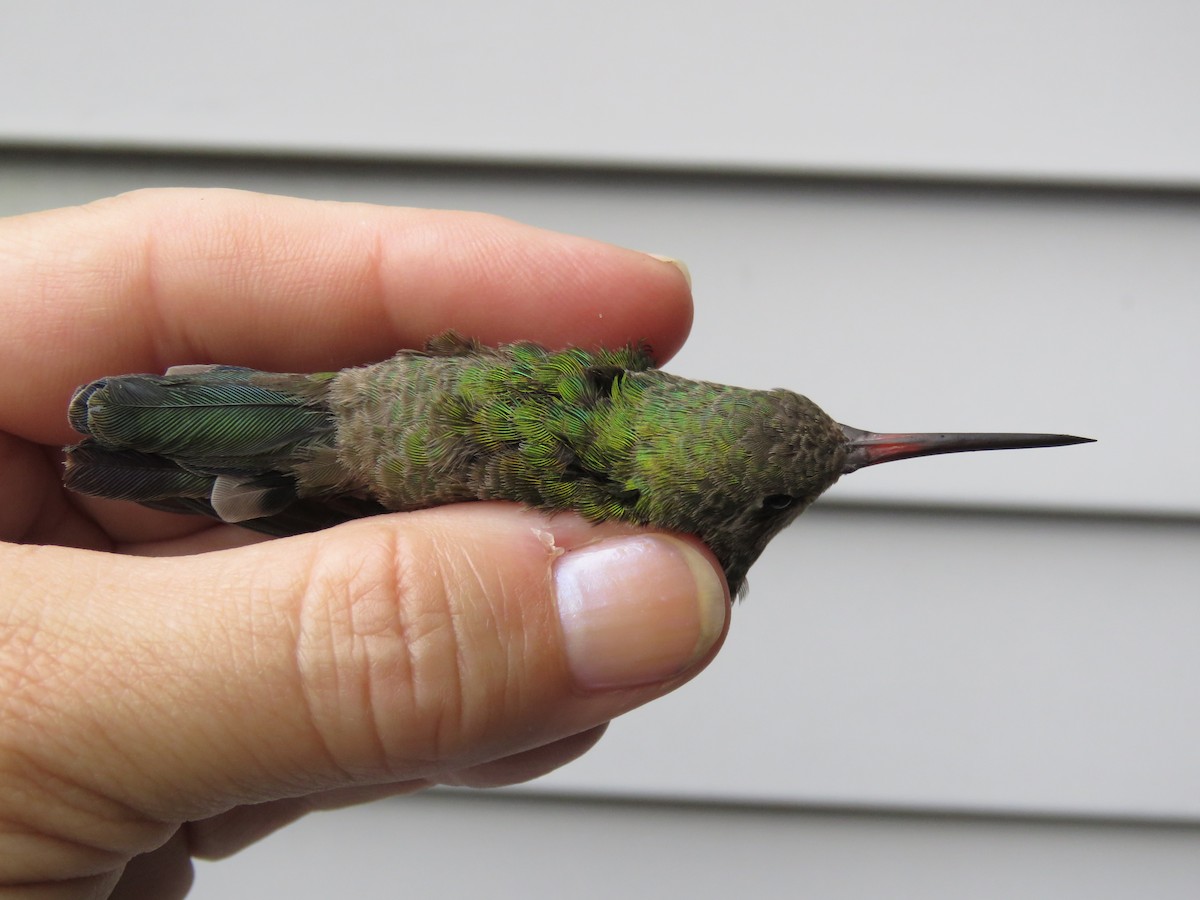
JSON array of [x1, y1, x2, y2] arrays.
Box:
[[65, 365, 345, 531]]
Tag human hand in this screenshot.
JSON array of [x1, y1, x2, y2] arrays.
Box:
[[0, 189, 728, 898]]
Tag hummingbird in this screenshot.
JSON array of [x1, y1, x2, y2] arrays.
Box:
[[64, 333, 1091, 594]]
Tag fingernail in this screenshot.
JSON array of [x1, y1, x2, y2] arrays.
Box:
[[646, 254, 692, 289], [553, 535, 726, 690]]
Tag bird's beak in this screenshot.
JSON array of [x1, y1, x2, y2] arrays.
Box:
[[839, 425, 1094, 474]]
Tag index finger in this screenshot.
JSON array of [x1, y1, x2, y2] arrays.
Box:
[[0, 188, 693, 443]]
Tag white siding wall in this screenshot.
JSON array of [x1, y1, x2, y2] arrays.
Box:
[[2, 2, 1197, 895], [4, 2, 1200, 185], [194, 793, 1200, 900]]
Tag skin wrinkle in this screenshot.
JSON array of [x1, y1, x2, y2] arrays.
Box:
[[73, 200, 168, 379], [292, 541, 360, 788], [224, 567, 306, 794], [10, 227, 72, 346], [455, 218, 528, 297], [134, 214, 173, 377], [339, 534, 395, 778], [482, 551, 524, 736], [364, 223, 391, 346], [376, 214, 457, 334], [52, 585, 198, 823], [505, 574, 541, 739], [409, 530, 468, 773], [410, 212, 546, 337], [110, 192, 252, 368], [446, 522, 554, 761], [505, 232, 587, 299], [371, 527, 428, 777], [463, 224, 560, 328], [443, 543, 490, 757], [477, 541, 537, 743], [0, 574, 55, 772], [293, 525, 471, 783], [170, 197, 257, 367], [0, 742, 170, 883], [1, 558, 102, 741]]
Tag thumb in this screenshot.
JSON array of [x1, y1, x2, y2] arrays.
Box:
[[0, 504, 727, 874]]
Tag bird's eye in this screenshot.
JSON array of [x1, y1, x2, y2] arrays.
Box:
[[761, 493, 797, 511]]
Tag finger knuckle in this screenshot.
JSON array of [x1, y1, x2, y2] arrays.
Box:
[[294, 524, 483, 775]]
